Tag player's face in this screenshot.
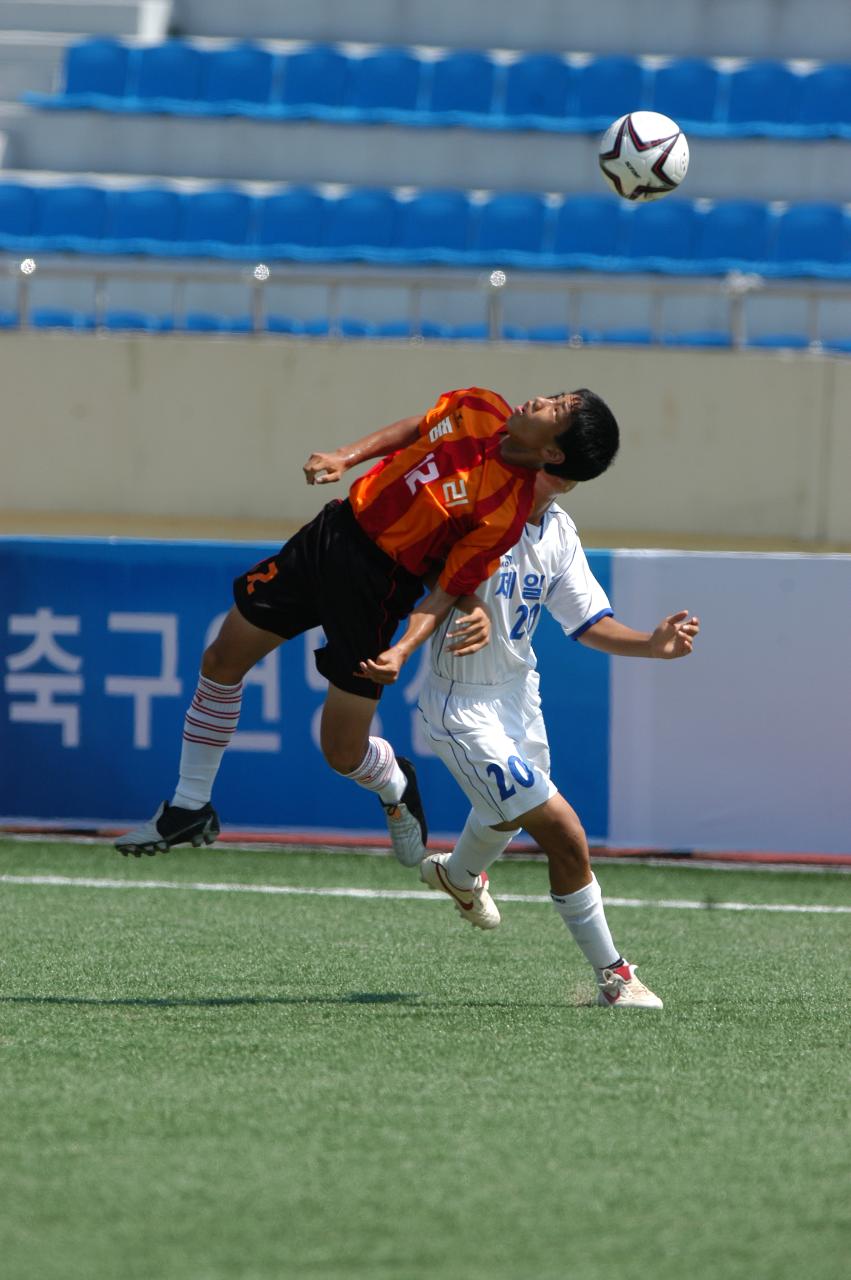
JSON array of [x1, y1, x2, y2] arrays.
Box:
[[503, 394, 573, 463]]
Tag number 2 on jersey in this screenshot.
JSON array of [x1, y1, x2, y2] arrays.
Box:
[[486, 755, 536, 800], [509, 603, 541, 640]]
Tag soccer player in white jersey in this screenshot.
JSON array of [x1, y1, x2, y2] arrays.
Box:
[[417, 465, 699, 1009]]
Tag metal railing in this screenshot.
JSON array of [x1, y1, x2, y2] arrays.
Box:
[[3, 253, 849, 349]]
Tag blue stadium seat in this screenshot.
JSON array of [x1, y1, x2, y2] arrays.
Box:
[[109, 187, 181, 246], [183, 312, 253, 332], [182, 312, 223, 332], [653, 58, 721, 124], [301, 318, 331, 337], [201, 43, 275, 106], [179, 189, 254, 250], [0, 183, 38, 237], [552, 196, 623, 260], [35, 185, 108, 246], [323, 190, 399, 252], [345, 49, 421, 112], [277, 45, 349, 109], [337, 317, 376, 337], [726, 61, 803, 127], [396, 191, 472, 254], [373, 320, 414, 338], [31, 308, 95, 330], [693, 201, 773, 266], [254, 187, 326, 250], [662, 331, 731, 348], [745, 333, 811, 349], [103, 310, 174, 332], [503, 54, 573, 120], [797, 65, 851, 128], [266, 315, 303, 334], [772, 203, 845, 267], [474, 194, 548, 257], [65, 37, 131, 98], [135, 41, 204, 104], [622, 201, 697, 264], [573, 56, 646, 122], [420, 321, 449, 340], [429, 52, 495, 115]]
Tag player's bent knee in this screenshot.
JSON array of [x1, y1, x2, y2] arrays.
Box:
[[321, 741, 364, 776], [201, 641, 246, 686], [200, 607, 282, 685], [319, 719, 370, 775], [319, 687, 375, 775], [547, 839, 591, 877]]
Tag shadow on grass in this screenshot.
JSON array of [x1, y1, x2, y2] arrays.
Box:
[[0, 991, 418, 1008], [0, 991, 571, 1010]]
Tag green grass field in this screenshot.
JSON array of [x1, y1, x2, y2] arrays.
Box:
[[1, 838, 848, 1280]]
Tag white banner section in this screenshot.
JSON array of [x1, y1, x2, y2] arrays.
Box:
[[608, 552, 851, 854]]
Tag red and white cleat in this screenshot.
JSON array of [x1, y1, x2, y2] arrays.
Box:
[[420, 853, 501, 930], [597, 962, 663, 1009]]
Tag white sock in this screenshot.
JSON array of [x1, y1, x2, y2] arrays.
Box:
[[171, 674, 243, 810], [345, 737, 406, 804], [550, 874, 621, 976], [444, 810, 515, 889]]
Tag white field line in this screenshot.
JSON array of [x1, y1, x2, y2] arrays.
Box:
[[0, 873, 849, 915]]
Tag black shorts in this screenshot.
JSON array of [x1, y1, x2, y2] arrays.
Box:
[[233, 499, 424, 699]]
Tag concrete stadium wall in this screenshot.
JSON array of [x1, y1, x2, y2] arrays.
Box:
[[2, 331, 849, 545]]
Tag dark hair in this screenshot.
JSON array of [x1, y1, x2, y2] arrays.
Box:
[[545, 388, 620, 481]]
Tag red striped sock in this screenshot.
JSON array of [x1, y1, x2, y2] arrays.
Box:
[[172, 674, 243, 809], [345, 737, 406, 804]]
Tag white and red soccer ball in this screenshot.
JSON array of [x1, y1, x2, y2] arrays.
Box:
[[598, 111, 689, 202]]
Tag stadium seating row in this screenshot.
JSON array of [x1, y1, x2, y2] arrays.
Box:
[[27, 39, 851, 138], [1, 183, 849, 278], [8, 308, 847, 351]]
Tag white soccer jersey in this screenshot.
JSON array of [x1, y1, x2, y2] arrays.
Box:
[[429, 502, 612, 687]]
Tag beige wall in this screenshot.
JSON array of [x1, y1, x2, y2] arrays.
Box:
[[3, 331, 849, 545]]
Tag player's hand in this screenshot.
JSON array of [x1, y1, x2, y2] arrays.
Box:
[[650, 610, 700, 659], [446, 599, 492, 656], [356, 647, 405, 685], [303, 449, 348, 486]]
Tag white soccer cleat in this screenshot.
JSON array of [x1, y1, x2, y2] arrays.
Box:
[[597, 962, 663, 1009], [420, 853, 501, 930], [381, 756, 428, 867]]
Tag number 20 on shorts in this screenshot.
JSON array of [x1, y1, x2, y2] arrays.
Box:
[[486, 755, 535, 801]]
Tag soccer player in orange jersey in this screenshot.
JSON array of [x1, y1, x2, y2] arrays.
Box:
[[115, 387, 619, 864]]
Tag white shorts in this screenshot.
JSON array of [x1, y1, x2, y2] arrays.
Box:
[[417, 670, 557, 825]]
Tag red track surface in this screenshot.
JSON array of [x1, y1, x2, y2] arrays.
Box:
[[1, 823, 848, 867]]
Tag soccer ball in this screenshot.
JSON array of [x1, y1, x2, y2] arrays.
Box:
[[598, 111, 689, 202]]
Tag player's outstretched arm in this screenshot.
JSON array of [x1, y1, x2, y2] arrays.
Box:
[[303, 415, 423, 485], [579, 610, 700, 659], [358, 585, 461, 685]]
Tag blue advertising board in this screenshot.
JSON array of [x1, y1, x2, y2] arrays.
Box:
[[0, 537, 611, 840]]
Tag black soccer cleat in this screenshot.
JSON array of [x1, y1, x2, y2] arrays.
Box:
[[381, 756, 428, 867], [114, 801, 220, 857]]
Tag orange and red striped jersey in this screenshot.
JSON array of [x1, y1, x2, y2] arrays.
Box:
[[349, 387, 536, 596]]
